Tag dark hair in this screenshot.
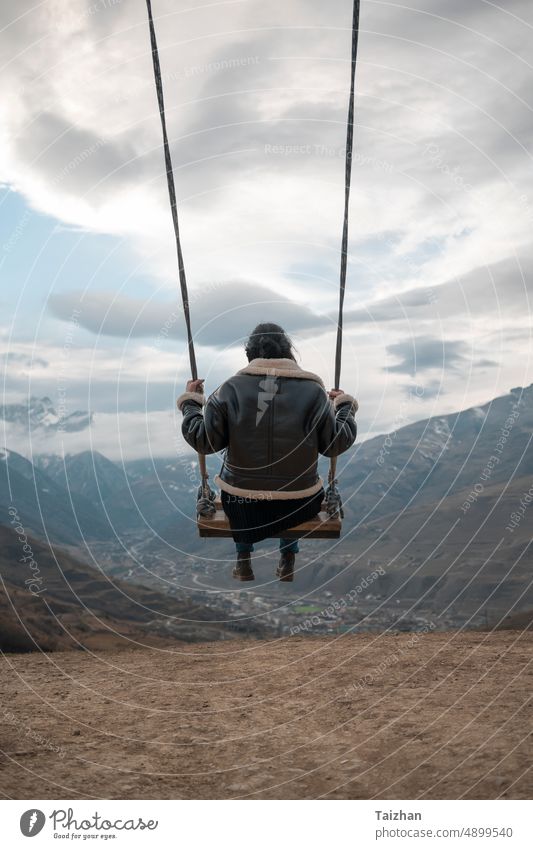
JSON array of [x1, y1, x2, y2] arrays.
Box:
[[245, 323, 296, 361]]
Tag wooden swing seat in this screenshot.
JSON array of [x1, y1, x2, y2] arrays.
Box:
[[197, 499, 341, 539]]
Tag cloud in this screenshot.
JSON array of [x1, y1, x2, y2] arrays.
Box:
[[46, 245, 533, 347], [0, 410, 181, 462], [2, 352, 49, 369], [16, 112, 141, 201], [342, 287, 436, 325], [47, 280, 330, 344], [2, 0, 533, 458], [2, 0, 532, 298], [0, 339, 195, 416], [385, 336, 471, 375], [402, 379, 444, 401], [341, 248, 533, 332]]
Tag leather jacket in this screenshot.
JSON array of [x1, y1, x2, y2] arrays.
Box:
[[177, 358, 358, 499]]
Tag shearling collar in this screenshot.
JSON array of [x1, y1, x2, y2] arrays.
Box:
[[237, 358, 325, 388]]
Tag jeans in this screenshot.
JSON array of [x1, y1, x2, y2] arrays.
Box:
[[236, 538, 299, 554]]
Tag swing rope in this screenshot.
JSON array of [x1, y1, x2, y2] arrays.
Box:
[[145, 0, 215, 513], [326, 0, 360, 518], [144, 0, 361, 520]]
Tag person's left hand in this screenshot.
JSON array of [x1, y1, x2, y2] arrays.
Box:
[[186, 378, 204, 393], [328, 388, 344, 400]]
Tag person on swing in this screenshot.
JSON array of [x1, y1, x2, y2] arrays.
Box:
[[177, 323, 358, 582]]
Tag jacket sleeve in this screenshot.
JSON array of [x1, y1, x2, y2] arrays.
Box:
[[177, 392, 229, 455], [316, 393, 358, 458]]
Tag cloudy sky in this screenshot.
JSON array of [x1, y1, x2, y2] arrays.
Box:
[[1, 0, 532, 459]]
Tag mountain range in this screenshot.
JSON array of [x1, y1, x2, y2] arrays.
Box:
[[1, 382, 532, 628], [0, 447, 114, 545]]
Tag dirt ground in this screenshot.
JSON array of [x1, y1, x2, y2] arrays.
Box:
[[0, 631, 531, 800]]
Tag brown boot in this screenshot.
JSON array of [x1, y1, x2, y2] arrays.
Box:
[[276, 551, 295, 582], [232, 551, 255, 581]]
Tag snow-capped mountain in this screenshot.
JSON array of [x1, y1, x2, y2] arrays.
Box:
[[0, 396, 92, 433]]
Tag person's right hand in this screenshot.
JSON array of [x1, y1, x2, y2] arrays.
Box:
[[328, 388, 344, 400], [186, 378, 204, 393]]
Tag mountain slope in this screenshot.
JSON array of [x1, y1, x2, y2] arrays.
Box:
[[36, 450, 131, 505], [317, 473, 533, 619], [0, 524, 259, 651], [339, 383, 533, 528], [36, 453, 197, 533], [0, 448, 114, 544]]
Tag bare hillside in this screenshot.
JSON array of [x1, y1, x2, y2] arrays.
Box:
[[0, 525, 259, 651], [0, 631, 531, 799]]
